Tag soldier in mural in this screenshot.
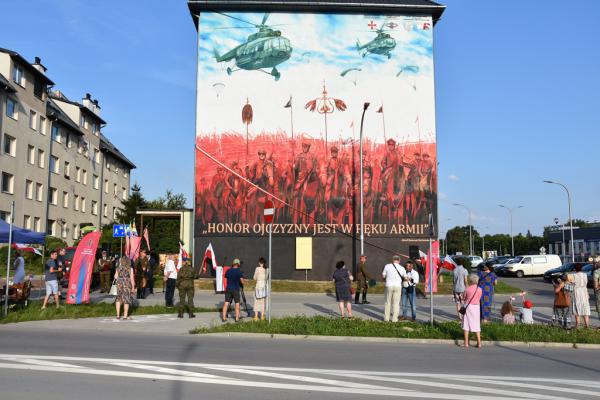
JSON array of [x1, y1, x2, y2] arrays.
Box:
[[246, 149, 275, 224], [325, 146, 352, 224], [209, 167, 227, 222], [355, 149, 376, 225], [293, 142, 320, 224], [419, 152, 435, 219], [276, 154, 295, 222], [405, 152, 422, 223], [196, 177, 211, 224], [379, 138, 401, 223], [225, 160, 245, 223]]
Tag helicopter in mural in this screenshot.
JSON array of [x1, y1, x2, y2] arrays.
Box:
[[356, 27, 396, 59], [213, 13, 292, 81]]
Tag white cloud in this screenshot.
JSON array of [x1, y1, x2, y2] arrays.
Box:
[[448, 174, 459, 182], [438, 191, 448, 200]]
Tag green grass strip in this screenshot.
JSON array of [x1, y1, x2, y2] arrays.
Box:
[[0, 301, 216, 324], [192, 316, 600, 344]]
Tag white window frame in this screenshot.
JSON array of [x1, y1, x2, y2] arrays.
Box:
[[1, 172, 14, 194], [74, 195, 80, 211], [75, 166, 81, 183], [6, 98, 17, 120], [25, 179, 33, 199], [29, 110, 37, 130], [81, 197, 86, 213], [3, 134, 16, 157], [36, 183, 43, 202], [62, 191, 69, 208], [50, 155, 60, 174], [12, 64, 24, 86], [92, 200, 98, 215], [39, 116, 47, 135], [27, 145, 35, 164], [34, 217, 41, 232], [23, 215, 31, 230], [49, 187, 57, 205], [82, 169, 87, 185], [93, 174, 99, 189]]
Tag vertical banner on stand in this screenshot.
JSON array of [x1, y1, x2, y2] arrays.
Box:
[[425, 240, 440, 293], [67, 231, 101, 304]]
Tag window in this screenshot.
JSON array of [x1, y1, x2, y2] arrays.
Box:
[[6, 98, 17, 119], [27, 145, 35, 164], [12, 64, 24, 86], [113, 183, 118, 196], [106, 161, 111, 171], [39, 116, 47, 135], [72, 224, 78, 240], [51, 125, 61, 143], [0, 211, 11, 223], [77, 138, 83, 154], [113, 207, 118, 219], [1, 172, 14, 194], [92, 200, 98, 215], [62, 191, 69, 208], [48, 187, 57, 205], [74, 195, 80, 211], [34, 78, 44, 99], [50, 155, 60, 174], [93, 174, 99, 189], [37, 149, 45, 168], [104, 179, 109, 193], [532, 256, 546, 264], [94, 148, 100, 164], [103, 204, 108, 217], [82, 169, 87, 185], [92, 123, 98, 135], [123, 171, 128, 178], [122, 187, 127, 200], [79, 114, 85, 128], [46, 219, 55, 236], [81, 197, 86, 213], [36, 183, 43, 201], [25, 180, 33, 199], [66, 133, 73, 148], [61, 224, 67, 239], [34, 217, 41, 232], [75, 166, 81, 182], [64, 161, 71, 178], [115, 165, 120, 174], [29, 110, 37, 130], [3, 134, 16, 156], [23, 215, 31, 230]]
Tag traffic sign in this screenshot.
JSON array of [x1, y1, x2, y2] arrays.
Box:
[[264, 199, 274, 224], [112, 224, 126, 238]]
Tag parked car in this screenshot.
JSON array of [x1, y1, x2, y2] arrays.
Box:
[[493, 258, 513, 272], [543, 262, 583, 282], [496, 254, 562, 277], [479, 256, 512, 271], [467, 256, 484, 268]]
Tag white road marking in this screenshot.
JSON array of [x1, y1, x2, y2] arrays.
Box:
[[0, 354, 597, 400]]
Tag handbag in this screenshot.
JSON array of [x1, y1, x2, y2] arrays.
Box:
[[555, 288, 569, 307], [459, 286, 479, 315], [109, 279, 118, 296]]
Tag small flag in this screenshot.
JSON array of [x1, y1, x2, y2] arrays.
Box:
[[419, 250, 428, 266], [176, 241, 189, 271], [142, 227, 151, 251], [377, 106, 383, 113], [131, 221, 138, 237], [12, 243, 42, 256], [284, 97, 292, 108], [441, 255, 458, 271]]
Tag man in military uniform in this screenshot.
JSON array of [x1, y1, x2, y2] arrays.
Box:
[[98, 250, 112, 293], [135, 249, 149, 299], [293, 141, 320, 224], [355, 255, 371, 304], [246, 149, 275, 224], [324, 146, 351, 224], [177, 259, 196, 318]]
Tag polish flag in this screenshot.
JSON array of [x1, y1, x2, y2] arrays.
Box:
[[176, 241, 189, 271], [419, 250, 428, 266], [202, 243, 218, 274], [12, 243, 42, 256], [441, 255, 458, 271]]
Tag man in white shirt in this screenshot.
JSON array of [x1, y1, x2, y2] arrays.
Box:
[[401, 260, 419, 321], [163, 255, 177, 307], [382, 255, 405, 322]]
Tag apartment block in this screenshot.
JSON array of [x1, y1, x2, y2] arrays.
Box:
[[0, 47, 135, 244]]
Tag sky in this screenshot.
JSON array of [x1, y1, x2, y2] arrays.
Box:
[[1, 0, 599, 236]]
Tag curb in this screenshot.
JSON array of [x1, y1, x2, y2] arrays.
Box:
[[200, 332, 600, 350]]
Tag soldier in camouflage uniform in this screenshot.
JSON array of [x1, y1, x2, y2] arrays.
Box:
[[177, 260, 196, 318]]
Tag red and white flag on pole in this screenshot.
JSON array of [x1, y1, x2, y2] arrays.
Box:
[[12, 243, 42, 256], [441, 255, 458, 271], [142, 227, 150, 251], [202, 243, 218, 274], [176, 241, 189, 271]]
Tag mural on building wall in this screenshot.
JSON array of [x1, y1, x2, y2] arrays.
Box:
[[195, 11, 437, 237]]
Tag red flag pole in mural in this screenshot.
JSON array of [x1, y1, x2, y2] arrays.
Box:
[[66, 230, 101, 304], [242, 98, 253, 159], [377, 104, 386, 143], [305, 83, 346, 150], [284, 96, 293, 140]]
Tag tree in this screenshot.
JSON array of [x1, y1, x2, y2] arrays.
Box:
[[445, 226, 478, 255], [117, 183, 146, 224], [146, 189, 187, 210]]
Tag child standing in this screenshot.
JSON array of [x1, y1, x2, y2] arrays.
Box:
[[553, 276, 570, 327]]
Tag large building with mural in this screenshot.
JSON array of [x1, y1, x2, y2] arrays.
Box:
[[188, 0, 445, 280]]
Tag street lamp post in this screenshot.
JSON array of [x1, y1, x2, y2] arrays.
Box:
[[453, 203, 472, 256], [499, 205, 523, 257], [544, 181, 575, 262], [359, 102, 370, 255]]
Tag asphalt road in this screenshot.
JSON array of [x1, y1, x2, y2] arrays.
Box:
[[1, 326, 599, 400]]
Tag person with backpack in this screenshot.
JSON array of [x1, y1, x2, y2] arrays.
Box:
[[381, 255, 405, 322]]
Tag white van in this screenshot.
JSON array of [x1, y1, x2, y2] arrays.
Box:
[[500, 254, 562, 277]]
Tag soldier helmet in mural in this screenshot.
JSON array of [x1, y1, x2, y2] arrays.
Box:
[[422, 153, 430, 158], [386, 138, 396, 146], [302, 141, 311, 149], [258, 149, 267, 156], [330, 146, 338, 153]]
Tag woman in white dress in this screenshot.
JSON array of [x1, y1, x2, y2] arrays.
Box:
[[253, 257, 268, 321], [573, 264, 590, 328]]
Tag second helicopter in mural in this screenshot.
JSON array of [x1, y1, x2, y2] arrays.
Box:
[[212, 12, 293, 81], [356, 21, 397, 59]]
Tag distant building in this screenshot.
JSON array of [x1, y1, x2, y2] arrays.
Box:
[[0, 47, 135, 244], [547, 225, 600, 262]]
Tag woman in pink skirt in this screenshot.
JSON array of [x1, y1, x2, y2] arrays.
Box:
[[462, 274, 483, 348]]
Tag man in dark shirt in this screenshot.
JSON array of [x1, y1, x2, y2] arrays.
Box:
[[221, 259, 245, 322], [42, 250, 61, 309], [56, 247, 67, 299]]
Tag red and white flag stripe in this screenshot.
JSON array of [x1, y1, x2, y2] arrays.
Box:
[[441, 255, 458, 271], [12, 243, 42, 256]]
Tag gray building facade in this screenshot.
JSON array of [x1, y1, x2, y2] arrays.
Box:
[[0, 48, 135, 244]]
